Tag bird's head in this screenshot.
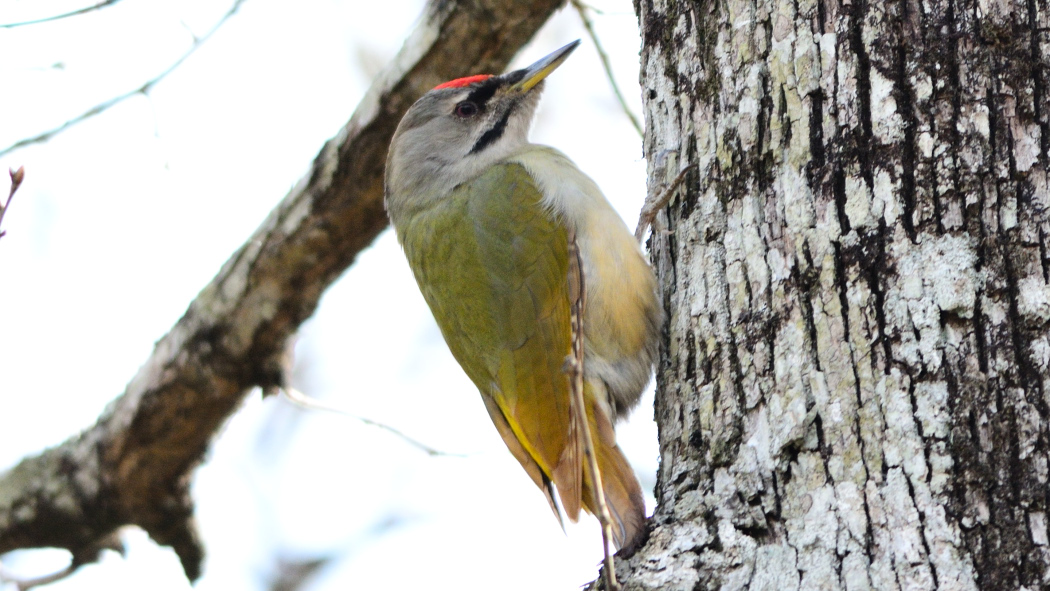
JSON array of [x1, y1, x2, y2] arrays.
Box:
[[385, 40, 580, 213]]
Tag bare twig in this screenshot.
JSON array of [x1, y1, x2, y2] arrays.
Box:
[[0, 529, 124, 591], [0, 0, 124, 28], [0, 167, 25, 240], [0, 562, 78, 591], [635, 160, 696, 242], [0, 0, 247, 158], [267, 555, 330, 591], [571, 0, 643, 138], [566, 230, 620, 591], [279, 387, 462, 458]]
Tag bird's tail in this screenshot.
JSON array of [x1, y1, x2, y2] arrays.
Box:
[[580, 400, 646, 551]]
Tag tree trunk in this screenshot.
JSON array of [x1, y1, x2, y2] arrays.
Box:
[[622, 0, 1050, 588]]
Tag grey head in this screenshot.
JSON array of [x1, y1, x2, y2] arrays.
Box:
[[384, 41, 581, 222]]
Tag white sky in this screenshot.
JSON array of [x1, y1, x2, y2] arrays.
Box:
[[0, 1, 654, 589]]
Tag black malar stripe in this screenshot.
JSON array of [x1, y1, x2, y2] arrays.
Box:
[[470, 110, 512, 154]]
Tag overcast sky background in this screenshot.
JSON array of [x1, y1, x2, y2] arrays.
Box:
[[0, 1, 654, 589]]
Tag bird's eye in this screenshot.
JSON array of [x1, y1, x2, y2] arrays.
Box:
[[455, 101, 479, 118]]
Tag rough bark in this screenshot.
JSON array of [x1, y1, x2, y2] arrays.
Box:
[[0, 0, 562, 581], [619, 0, 1050, 589]]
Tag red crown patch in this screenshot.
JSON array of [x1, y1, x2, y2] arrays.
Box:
[[433, 74, 492, 90]]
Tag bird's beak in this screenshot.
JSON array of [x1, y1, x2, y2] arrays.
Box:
[[509, 40, 581, 93]]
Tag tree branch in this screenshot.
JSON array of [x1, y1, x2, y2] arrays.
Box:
[[570, 0, 643, 138], [0, 0, 124, 29], [0, 0, 563, 582]]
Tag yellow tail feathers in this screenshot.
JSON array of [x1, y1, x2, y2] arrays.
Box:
[[580, 406, 646, 550], [481, 373, 646, 550], [549, 385, 646, 550]]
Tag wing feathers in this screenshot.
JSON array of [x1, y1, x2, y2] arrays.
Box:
[[481, 395, 564, 529], [402, 161, 645, 547]]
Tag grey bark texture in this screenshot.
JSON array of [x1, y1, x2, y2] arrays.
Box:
[[617, 0, 1050, 589], [0, 0, 562, 581]]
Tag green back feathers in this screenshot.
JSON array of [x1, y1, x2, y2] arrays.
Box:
[[398, 163, 574, 480], [395, 158, 648, 548]]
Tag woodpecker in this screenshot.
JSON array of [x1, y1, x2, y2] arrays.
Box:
[[384, 41, 661, 550]]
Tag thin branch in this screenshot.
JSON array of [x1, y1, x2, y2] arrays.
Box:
[[279, 388, 463, 458], [0, 529, 123, 591], [0, 0, 124, 28], [0, 0, 247, 158], [1, 562, 78, 591], [571, 0, 643, 138], [0, 167, 25, 240], [573, 0, 607, 15]]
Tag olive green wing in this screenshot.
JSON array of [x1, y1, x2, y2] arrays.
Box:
[[398, 162, 581, 520]]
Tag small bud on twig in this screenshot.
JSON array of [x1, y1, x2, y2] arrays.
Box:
[[0, 165, 25, 240], [10, 166, 24, 192]]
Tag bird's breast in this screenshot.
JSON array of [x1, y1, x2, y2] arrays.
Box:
[[509, 146, 662, 417]]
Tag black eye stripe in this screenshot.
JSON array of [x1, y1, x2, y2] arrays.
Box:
[[464, 77, 501, 106]]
